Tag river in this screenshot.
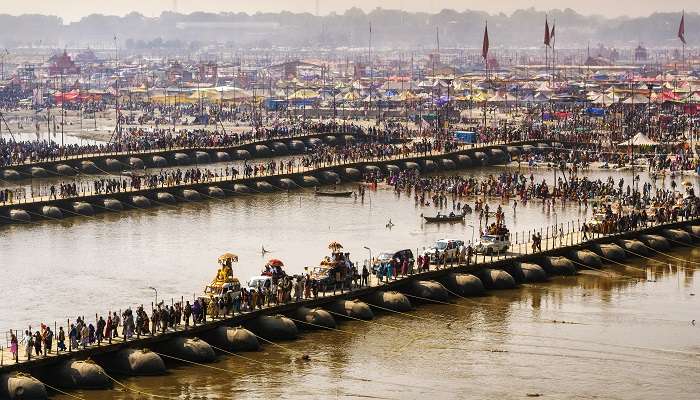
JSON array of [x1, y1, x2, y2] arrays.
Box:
[[2, 164, 699, 399]]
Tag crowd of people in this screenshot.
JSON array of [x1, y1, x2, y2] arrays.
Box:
[[0, 121, 367, 167]]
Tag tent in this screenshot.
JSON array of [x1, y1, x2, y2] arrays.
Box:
[[617, 132, 659, 146], [622, 94, 650, 105], [289, 89, 319, 100]]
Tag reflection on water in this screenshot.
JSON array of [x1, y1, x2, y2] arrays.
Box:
[[53, 253, 699, 400], [3, 165, 700, 399]]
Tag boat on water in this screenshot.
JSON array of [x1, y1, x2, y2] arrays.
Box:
[[314, 189, 353, 197], [423, 211, 466, 223]]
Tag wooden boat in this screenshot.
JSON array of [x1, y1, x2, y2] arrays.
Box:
[[423, 213, 466, 223], [315, 190, 353, 197]]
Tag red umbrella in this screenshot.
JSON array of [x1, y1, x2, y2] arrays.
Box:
[[268, 259, 284, 267]]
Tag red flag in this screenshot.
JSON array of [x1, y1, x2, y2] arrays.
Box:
[[678, 11, 686, 45], [544, 17, 551, 46], [550, 24, 555, 45], [482, 22, 489, 60]]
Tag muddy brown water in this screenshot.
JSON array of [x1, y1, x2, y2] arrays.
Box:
[[1, 166, 699, 399]]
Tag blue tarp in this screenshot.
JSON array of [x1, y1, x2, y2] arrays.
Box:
[[264, 99, 287, 111], [454, 131, 477, 143], [586, 107, 606, 117]]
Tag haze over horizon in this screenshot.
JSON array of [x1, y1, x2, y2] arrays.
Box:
[[2, 0, 699, 22]]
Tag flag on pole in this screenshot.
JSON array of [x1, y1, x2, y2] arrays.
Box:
[[544, 17, 551, 46], [482, 22, 489, 60], [550, 23, 556, 45], [678, 11, 686, 45]]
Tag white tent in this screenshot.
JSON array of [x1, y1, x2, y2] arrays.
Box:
[[622, 94, 650, 104], [617, 132, 659, 146]]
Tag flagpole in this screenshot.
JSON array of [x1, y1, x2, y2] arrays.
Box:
[[544, 15, 549, 86], [679, 10, 687, 72], [482, 21, 488, 133], [683, 42, 686, 72], [551, 20, 555, 86]]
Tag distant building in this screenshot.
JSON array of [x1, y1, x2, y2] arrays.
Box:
[[75, 49, 100, 64], [585, 56, 613, 67], [198, 62, 218, 83], [635, 45, 648, 62], [353, 62, 366, 79], [167, 61, 192, 82], [48, 51, 80, 76]]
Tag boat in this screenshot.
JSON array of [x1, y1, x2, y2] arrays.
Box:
[[423, 212, 466, 223], [315, 190, 353, 197]]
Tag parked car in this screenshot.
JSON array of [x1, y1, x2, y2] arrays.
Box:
[[246, 275, 271, 290], [423, 239, 464, 262], [587, 213, 608, 233], [310, 265, 336, 290], [371, 249, 414, 275], [474, 234, 511, 255]]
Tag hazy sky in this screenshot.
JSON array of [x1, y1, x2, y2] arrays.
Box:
[[2, 0, 697, 22]]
